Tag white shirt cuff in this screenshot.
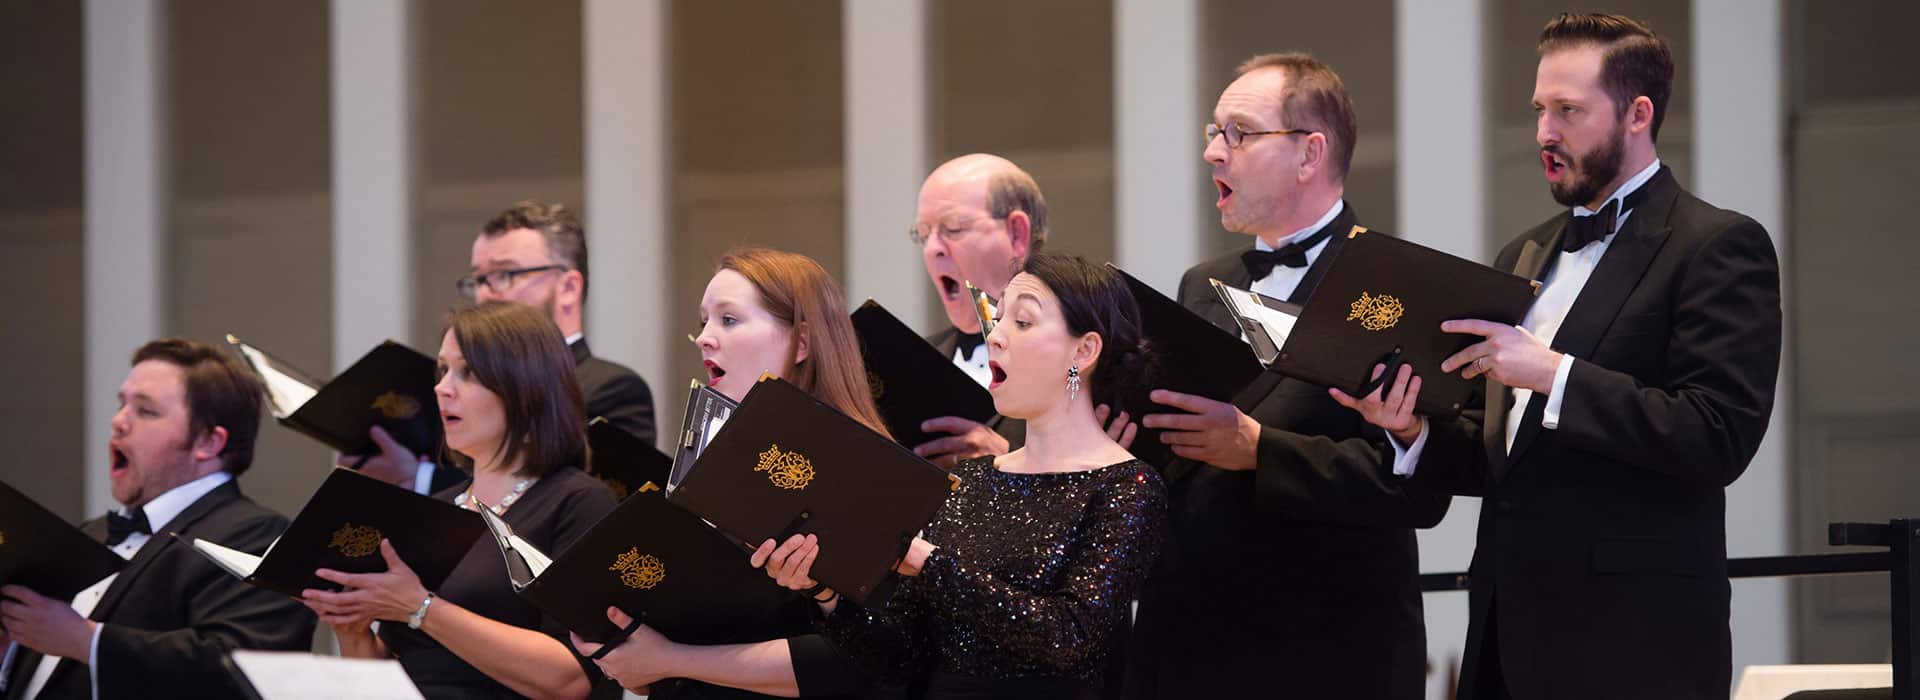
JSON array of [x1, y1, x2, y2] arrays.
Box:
[[1540, 353, 1576, 430], [412, 461, 437, 495], [1388, 418, 1430, 476], [87, 622, 103, 700]]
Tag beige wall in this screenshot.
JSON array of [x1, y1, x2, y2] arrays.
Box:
[[0, 1, 85, 521]]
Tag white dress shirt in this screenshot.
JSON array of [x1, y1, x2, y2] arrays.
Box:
[[1250, 199, 1344, 303], [953, 340, 991, 389], [1391, 159, 1662, 475], [2, 471, 233, 700]]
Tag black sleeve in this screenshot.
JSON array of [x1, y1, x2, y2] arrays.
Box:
[[1251, 422, 1452, 528], [92, 515, 316, 699]]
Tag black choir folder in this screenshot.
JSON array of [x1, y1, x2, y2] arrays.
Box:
[[667, 376, 956, 605], [226, 335, 440, 458], [1273, 226, 1540, 418], [0, 480, 125, 601], [189, 469, 484, 598], [850, 299, 997, 446], [476, 480, 788, 647], [585, 417, 671, 501], [1108, 264, 1266, 468]]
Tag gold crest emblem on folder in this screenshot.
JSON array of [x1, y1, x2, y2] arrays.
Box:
[[598, 477, 631, 501], [755, 444, 816, 490], [0, 529, 6, 546], [1347, 292, 1405, 331], [370, 391, 420, 420], [866, 371, 885, 400], [328, 523, 382, 557], [610, 547, 666, 590]]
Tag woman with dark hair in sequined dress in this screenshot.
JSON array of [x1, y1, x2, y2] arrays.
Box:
[[754, 252, 1167, 699]]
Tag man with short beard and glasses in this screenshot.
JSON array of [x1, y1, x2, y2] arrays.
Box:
[[0, 339, 314, 700], [348, 200, 659, 496], [1334, 14, 1783, 700]]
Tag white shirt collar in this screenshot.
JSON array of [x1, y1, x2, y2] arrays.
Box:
[[1572, 158, 1661, 218], [565, 333, 584, 346], [125, 470, 233, 531], [1256, 199, 1346, 252]]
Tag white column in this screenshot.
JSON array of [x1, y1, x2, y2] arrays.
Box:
[[85, 0, 168, 515], [1695, 0, 1791, 674], [330, 0, 416, 369], [1397, 0, 1486, 696], [1396, 0, 1487, 260], [843, 0, 929, 328], [1114, 0, 1202, 291], [584, 0, 670, 446]]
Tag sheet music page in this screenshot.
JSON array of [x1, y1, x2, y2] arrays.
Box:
[[1242, 292, 1299, 349], [191, 539, 262, 580], [235, 344, 320, 418], [229, 651, 425, 700]]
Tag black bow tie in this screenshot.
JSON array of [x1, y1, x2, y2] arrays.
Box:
[[1242, 225, 1334, 281], [1562, 186, 1651, 253], [954, 331, 985, 358], [105, 508, 152, 546]]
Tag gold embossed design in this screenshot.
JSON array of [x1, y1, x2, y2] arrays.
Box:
[[755, 444, 816, 490], [1346, 292, 1405, 332], [866, 371, 885, 400], [610, 547, 666, 590], [370, 391, 421, 420], [637, 481, 662, 494], [329, 523, 382, 557], [0, 528, 7, 546], [598, 477, 631, 501]]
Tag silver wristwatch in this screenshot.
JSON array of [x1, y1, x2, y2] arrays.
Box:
[[407, 593, 435, 630]]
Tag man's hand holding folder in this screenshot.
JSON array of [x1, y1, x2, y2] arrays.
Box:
[[1331, 319, 1564, 445]]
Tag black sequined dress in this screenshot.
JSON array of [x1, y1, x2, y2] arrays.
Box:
[[819, 456, 1165, 699]]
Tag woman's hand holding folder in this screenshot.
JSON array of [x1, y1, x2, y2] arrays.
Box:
[[751, 533, 940, 609], [301, 538, 430, 625], [568, 607, 672, 693]]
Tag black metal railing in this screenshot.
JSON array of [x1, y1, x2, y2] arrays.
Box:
[[1419, 518, 1920, 700]]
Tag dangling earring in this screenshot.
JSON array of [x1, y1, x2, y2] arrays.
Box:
[[1066, 364, 1082, 402]]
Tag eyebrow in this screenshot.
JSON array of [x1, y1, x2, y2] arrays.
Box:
[[1014, 292, 1044, 307]]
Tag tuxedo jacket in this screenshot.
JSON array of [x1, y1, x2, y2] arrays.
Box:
[[572, 339, 658, 447], [5, 481, 315, 700], [925, 327, 1025, 450], [1122, 205, 1450, 700], [1407, 166, 1782, 699]]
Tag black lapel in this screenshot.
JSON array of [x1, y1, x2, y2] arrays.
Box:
[[569, 338, 592, 366], [89, 481, 243, 620], [1285, 205, 1358, 306], [926, 327, 961, 361], [1505, 167, 1678, 466]]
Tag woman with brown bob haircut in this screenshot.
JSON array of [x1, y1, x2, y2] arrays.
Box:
[[304, 301, 619, 699], [572, 247, 886, 699]]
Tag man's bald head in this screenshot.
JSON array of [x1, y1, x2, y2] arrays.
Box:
[[922, 154, 1049, 250], [914, 154, 1049, 330]]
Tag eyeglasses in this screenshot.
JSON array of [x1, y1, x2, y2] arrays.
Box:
[[908, 215, 1007, 248], [1205, 122, 1314, 149], [455, 264, 566, 299]]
